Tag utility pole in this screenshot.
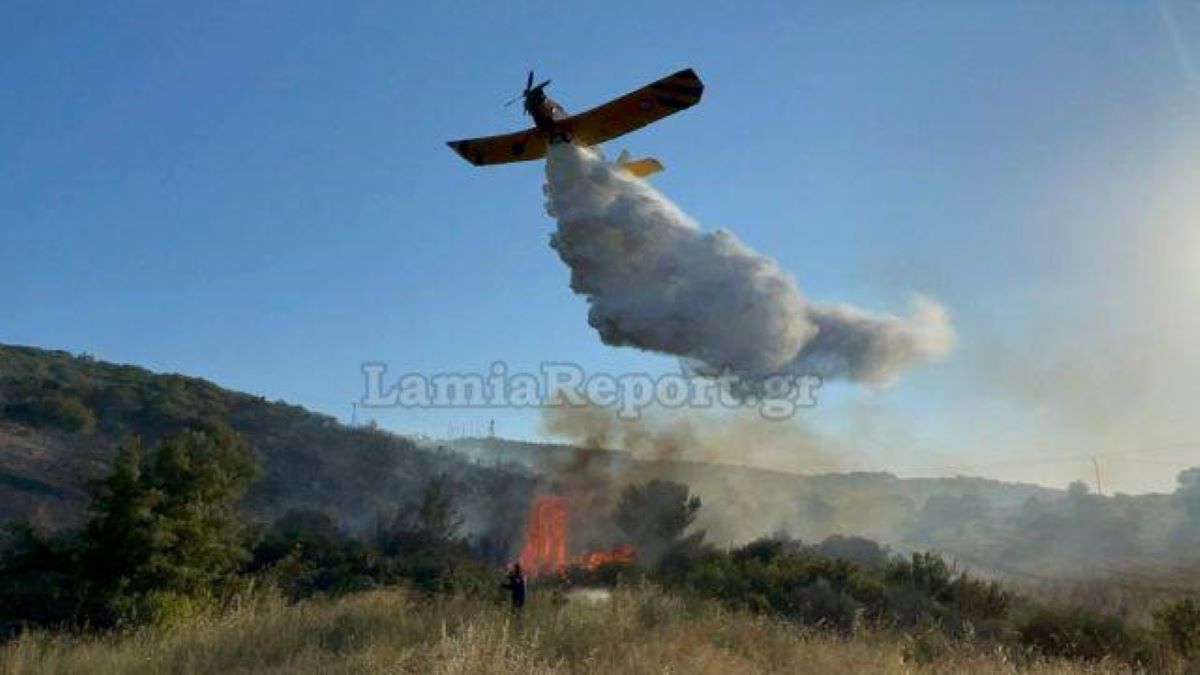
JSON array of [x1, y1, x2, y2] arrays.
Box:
[[1092, 457, 1103, 496], [351, 402, 358, 427]]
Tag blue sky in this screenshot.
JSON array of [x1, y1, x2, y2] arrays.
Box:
[[3, 2, 1199, 492]]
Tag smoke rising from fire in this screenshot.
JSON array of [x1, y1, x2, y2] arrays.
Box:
[[537, 403, 863, 546], [544, 144, 955, 385], [539, 403, 852, 475]]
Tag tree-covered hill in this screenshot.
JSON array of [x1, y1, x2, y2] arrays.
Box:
[[0, 344, 530, 531]]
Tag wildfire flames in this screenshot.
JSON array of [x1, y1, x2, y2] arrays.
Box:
[[518, 495, 635, 576], [578, 544, 635, 569], [518, 495, 568, 575]]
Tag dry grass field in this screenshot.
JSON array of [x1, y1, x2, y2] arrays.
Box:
[[0, 586, 1144, 675]]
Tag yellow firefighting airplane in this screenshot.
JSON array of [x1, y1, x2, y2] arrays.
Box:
[[446, 68, 704, 178]]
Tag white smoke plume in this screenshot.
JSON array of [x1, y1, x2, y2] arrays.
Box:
[[544, 144, 955, 385]]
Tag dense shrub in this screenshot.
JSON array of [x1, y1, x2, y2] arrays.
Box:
[[1154, 597, 1200, 661], [812, 535, 889, 568], [884, 552, 1010, 638], [0, 525, 83, 635], [1018, 606, 1136, 661], [790, 577, 860, 633], [662, 538, 1012, 641], [5, 395, 96, 433], [252, 508, 378, 600], [247, 477, 503, 601]]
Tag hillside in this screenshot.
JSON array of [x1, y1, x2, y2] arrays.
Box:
[[0, 344, 532, 532]]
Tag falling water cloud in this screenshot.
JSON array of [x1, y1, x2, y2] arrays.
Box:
[[544, 144, 955, 387]]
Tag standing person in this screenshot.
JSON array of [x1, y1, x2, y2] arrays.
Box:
[[501, 562, 526, 611]]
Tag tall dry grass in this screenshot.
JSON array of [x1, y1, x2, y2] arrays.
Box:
[[0, 586, 1141, 674]]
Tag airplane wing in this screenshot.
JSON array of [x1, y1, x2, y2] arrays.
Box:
[[563, 69, 704, 147], [446, 128, 548, 166]]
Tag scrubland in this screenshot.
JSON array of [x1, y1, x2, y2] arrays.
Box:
[[1, 586, 1151, 675]]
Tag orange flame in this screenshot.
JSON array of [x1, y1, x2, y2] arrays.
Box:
[[518, 495, 568, 575], [578, 544, 635, 570], [518, 495, 636, 576]]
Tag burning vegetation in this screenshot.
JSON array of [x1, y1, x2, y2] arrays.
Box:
[[517, 494, 636, 576], [518, 495, 568, 575]]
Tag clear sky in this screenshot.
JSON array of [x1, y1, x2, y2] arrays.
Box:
[[3, 2, 1199, 493]]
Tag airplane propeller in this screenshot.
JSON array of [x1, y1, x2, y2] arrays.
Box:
[[503, 70, 551, 110]]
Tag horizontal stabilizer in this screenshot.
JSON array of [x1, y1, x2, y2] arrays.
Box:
[[619, 157, 664, 178]]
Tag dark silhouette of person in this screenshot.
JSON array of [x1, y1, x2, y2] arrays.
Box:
[[501, 562, 526, 610]]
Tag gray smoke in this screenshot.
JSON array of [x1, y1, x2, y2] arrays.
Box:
[[545, 144, 954, 385]]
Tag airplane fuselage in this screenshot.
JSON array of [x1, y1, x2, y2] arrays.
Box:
[[525, 91, 568, 133]]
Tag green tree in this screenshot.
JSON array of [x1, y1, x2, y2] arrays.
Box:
[[374, 475, 493, 594], [615, 479, 702, 567], [82, 425, 257, 624], [139, 425, 257, 593], [81, 438, 155, 599], [380, 474, 464, 554], [413, 474, 464, 543]]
